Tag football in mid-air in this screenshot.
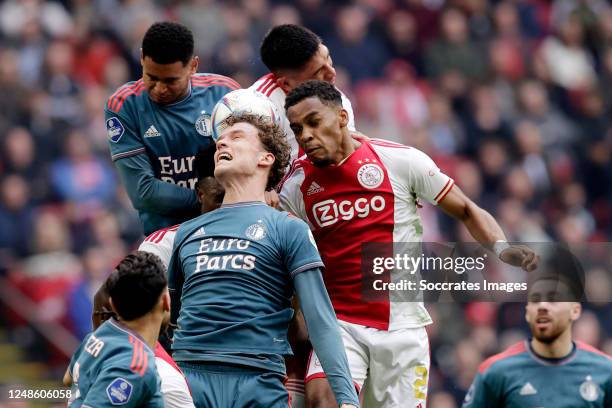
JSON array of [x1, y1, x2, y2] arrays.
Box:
[[211, 89, 283, 140]]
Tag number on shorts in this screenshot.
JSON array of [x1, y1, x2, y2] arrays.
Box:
[[413, 365, 428, 400]]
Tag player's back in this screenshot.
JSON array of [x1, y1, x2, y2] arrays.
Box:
[[106, 74, 240, 233], [169, 201, 322, 373], [464, 340, 612, 408], [68, 318, 163, 407]]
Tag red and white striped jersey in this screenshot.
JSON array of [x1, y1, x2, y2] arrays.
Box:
[[249, 74, 356, 159], [138, 225, 179, 269], [154, 342, 195, 408], [279, 137, 454, 330]]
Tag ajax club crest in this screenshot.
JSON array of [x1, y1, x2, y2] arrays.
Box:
[[195, 111, 212, 137], [357, 163, 384, 189]]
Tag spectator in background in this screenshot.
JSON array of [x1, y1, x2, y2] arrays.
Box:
[[50, 129, 115, 221], [355, 60, 429, 141], [425, 8, 487, 91], [536, 13, 596, 91], [384, 10, 424, 76], [67, 246, 112, 339], [0, 175, 34, 258], [326, 5, 390, 82]]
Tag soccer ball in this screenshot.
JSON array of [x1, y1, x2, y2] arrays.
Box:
[[211, 89, 283, 140]]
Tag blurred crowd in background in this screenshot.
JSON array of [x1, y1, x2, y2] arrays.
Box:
[[0, 0, 611, 406]]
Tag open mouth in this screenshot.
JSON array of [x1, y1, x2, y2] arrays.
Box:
[[217, 152, 233, 163]]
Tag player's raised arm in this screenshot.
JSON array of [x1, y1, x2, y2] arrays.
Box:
[[436, 185, 538, 271], [374, 142, 538, 272]]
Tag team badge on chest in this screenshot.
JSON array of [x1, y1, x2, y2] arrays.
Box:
[[357, 163, 384, 189], [579, 376, 599, 402], [245, 221, 266, 241], [195, 111, 212, 137]]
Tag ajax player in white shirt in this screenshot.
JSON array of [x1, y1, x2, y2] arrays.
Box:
[[280, 80, 539, 408], [250, 24, 356, 160]]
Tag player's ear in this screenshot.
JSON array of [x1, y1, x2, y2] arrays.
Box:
[[140, 49, 144, 65], [338, 108, 349, 128], [190, 56, 199, 75], [570, 302, 581, 321], [259, 151, 275, 168], [162, 289, 171, 313]]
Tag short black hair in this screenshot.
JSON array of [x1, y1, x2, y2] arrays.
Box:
[[285, 80, 342, 111], [260, 24, 321, 72], [107, 251, 167, 321], [142, 22, 194, 65]]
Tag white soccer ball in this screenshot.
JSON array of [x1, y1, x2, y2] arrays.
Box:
[[211, 89, 283, 140]]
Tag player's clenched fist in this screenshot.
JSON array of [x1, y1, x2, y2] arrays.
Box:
[[499, 245, 539, 272]]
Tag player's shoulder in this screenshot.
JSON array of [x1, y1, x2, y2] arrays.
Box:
[[478, 341, 529, 376], [576, 341, 612, 364], [278, 157, 307, 192], [142, 224, 180, 246], [250, 73, 280, 96], [106, 79, 146, 114], [192, 73, 241, 91]]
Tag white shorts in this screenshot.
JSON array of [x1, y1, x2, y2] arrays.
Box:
[[305, 321, 430, 408]]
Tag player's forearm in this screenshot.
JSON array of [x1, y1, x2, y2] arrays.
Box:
[[115, 155, 199, 215], [294, 270, 360, 407], [460, 202, 506, 248]]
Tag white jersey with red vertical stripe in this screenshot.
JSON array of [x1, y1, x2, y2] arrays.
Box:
[[249, 73, 356, 160], [138, 224, 179, 270], [279, 137, 454, 330]]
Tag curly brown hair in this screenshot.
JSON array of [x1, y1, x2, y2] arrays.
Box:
[[223, 113, 290, 191]]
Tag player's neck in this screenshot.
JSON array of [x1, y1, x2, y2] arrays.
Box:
[[531, 330, 574, 359], [120, 316, 162, 350], [221, 177, 266, 205], [331, 133, 361, 165]]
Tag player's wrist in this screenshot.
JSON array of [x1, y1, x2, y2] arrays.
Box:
[[493, 240, 510, 258]]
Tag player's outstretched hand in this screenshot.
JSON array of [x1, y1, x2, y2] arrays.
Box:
[[500, 245, 539, 272], [265, 190, 280, 208]]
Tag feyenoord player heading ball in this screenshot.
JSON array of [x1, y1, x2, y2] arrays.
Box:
[[167, 114, 359, 408], [462, 247, 612, 407], [280, 81, 538, 407], [106, 22, 239, 235]]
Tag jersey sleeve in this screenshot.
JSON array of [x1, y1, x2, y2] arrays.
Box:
[[374, 142, 454, 205], [80, 365, 163, 408], [155, 358, 195, 408], [105, 97, 145, 162], [278, 166, 309, 222], [138, 227, 178, 270], [461, 370, 502, 408], [279, 214, 323, 278], [294, 269, 359, 406]]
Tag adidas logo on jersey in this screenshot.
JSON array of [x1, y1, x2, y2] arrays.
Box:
[[193, 227, 205, 237], [307, 181, 324, 196], [519, 382, 537, 396], [144, 125, 161, 138]]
